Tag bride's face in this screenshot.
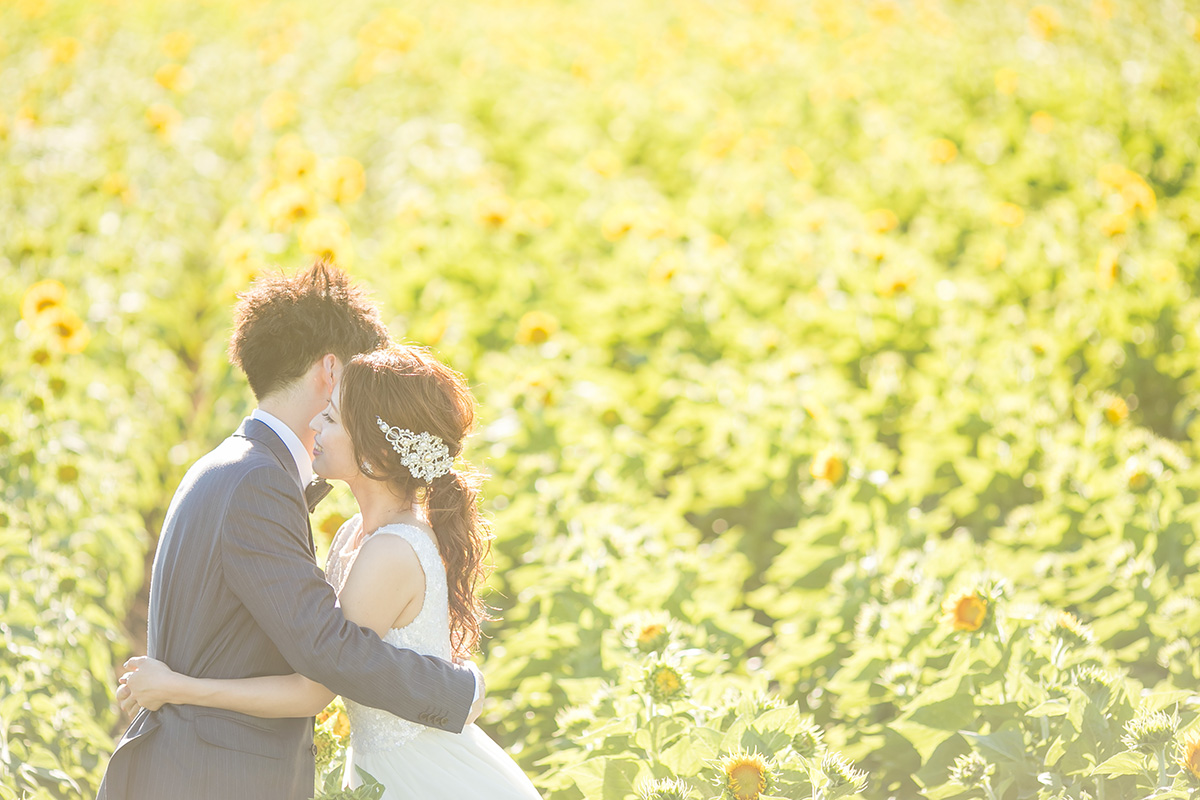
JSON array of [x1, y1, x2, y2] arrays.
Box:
[[310, 384, 357, 481]]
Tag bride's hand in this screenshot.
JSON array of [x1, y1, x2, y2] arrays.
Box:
[[119, 656, 179, 713]]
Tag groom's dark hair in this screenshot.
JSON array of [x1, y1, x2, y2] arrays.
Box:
[[228, 259, 389, 400]]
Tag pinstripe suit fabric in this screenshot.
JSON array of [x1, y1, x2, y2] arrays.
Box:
[[98, 418, 474, 800]]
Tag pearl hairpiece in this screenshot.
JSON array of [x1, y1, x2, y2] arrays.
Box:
[[375, 416, 453, 483]]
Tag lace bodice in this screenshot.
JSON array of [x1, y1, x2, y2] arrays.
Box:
[[325, 514, 452, 754]]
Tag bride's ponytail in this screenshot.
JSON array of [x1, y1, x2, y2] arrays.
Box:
[[429, 468, 492, 657], [341, 344, 493, 660]]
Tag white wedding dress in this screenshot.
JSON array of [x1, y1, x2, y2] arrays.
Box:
[[325, 515, 541, 799]]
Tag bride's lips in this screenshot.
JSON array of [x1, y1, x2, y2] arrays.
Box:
[[312, 442, 323, 458]]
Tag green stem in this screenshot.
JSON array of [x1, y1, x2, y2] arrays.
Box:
[[1156, 747, 1168, 789]]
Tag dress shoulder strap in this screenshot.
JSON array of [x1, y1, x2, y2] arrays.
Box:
[[371, 522, 443, 572]]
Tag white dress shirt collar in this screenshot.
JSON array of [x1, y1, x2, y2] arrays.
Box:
[[250, 408, 314, 489]]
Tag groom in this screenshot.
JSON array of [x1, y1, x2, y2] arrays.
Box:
[[99, 261, 481, 799]]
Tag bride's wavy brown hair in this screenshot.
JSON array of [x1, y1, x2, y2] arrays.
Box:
[[339, 345, 492, 658]]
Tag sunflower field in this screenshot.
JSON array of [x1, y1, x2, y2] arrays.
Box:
[[4, 0, 1200, 798]]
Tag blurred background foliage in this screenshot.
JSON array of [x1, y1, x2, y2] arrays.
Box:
[[3, 0, 1200, 797]]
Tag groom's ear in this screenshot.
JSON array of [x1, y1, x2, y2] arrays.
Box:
[[321, 354, 343, 398]]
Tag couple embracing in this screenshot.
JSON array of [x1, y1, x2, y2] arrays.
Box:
[[99, 262, 540, 799]]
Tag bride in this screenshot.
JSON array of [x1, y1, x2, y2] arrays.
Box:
[[121, 344, 540, 799]]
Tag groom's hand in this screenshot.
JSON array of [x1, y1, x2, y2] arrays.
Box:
[[461, 660, 486, 726]]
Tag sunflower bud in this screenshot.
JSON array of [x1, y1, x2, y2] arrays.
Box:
[[644, 660, 688, 704], [639, 777, 696, 800], [790, 717, 825, 757], [634, 623, 671, 654], [555, 705, 595, 737], [948, 751, 993, 787], [1048, 611, 1093, 648], [1073, 664, 1119, 708], [821, 751, 868, 796], [1123, 711, 1179, 753]]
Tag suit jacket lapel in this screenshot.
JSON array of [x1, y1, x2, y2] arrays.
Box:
[[233, 418, 316, 554], [235, 418, 302, 488]]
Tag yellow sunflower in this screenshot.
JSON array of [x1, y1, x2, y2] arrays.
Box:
[[810, 447, 846, 484], [40, 307, 90, 353], [1179, 730, 1200, 780], [717, 752, 775, 800], [516, 311, 559, 345], [943, 590, 988, 632], [21, 280, 66, 325]]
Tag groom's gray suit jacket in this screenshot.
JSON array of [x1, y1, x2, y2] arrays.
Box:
[[98, 418, 474, 800]]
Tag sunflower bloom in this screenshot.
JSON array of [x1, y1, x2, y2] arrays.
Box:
[[319, 513, 348, 539], [262, 183, 316, 229], [1028, 5, 1061, 39], [476, 195, 513, 227], [21, 280, 66, 325], [516, 199, 554, 230], [718, 752, 775, 800], [145, 103, 182, 139], [785, 146, 813, 179], [40, 307, 90, 353], [586, 149, 621, 177], [262, 90, 297, 129], [995, 68, 1019, 95], [1098, 164, 1156, 215], [358, 10, 422, 53], [49, 36, 81, 64], [943, 590, 988, 631], [1097, 246, 1120, 289], [160, 30, 195, 60], [323, 156, 367, 205], [1179, 730, 1200, 780], [601, 205, 639, 241], [155, 63, 194, 93], [865, 208, 898, 234], [930, 138, 957, 164], [993, 202, 1024, 228], [1102, 394, 1128, 424], [516, 311, 558, 345], [274, 134, 317, 181], [810, 448, 846, 484], [331, 708, 350, 741], [299, 216, 353, 265], [1031, 111, 1055, 134], [1124, 456, 1157, 492]]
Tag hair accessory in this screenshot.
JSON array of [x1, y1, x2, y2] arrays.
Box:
[[376, 416, 453, 483]]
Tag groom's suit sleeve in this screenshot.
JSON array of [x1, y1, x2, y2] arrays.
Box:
[[221, 464, 474, 732]]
